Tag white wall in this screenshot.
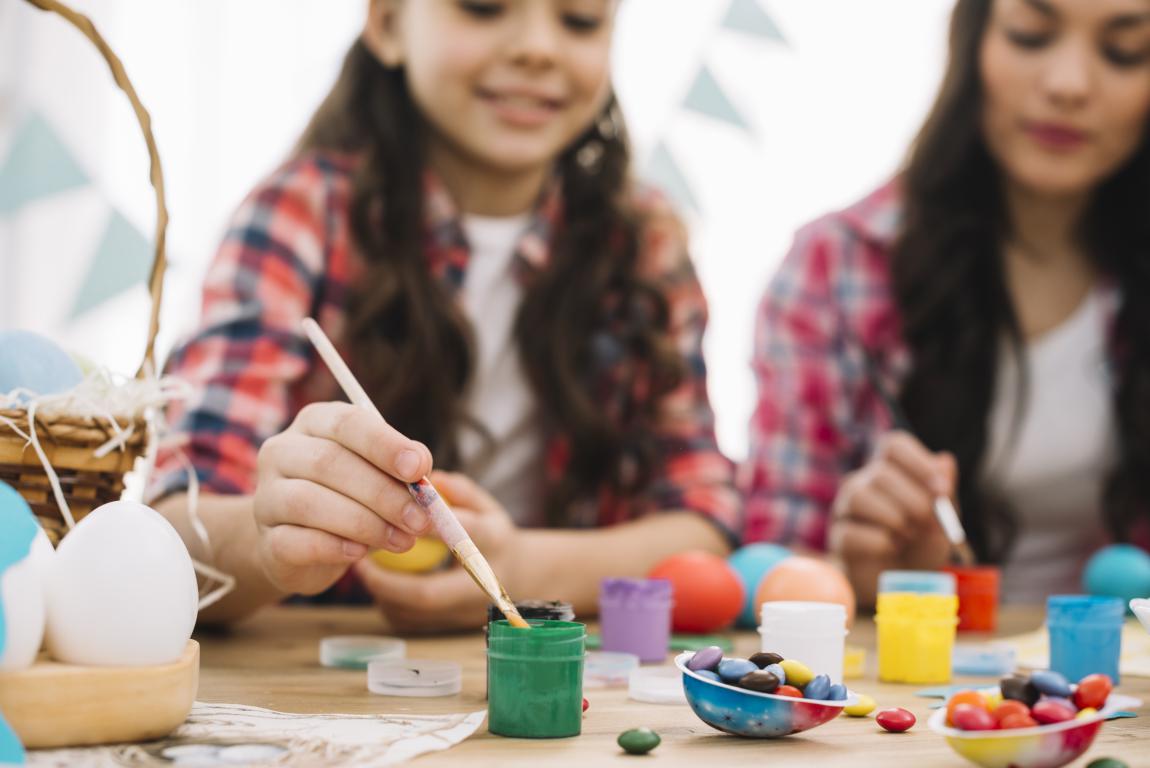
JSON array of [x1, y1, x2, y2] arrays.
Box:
[[1, 0, 954, 460]]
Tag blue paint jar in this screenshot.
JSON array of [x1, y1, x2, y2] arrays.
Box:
[[1047, 595, 1124, 684]]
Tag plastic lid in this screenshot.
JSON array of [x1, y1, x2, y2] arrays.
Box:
[[628, 665, 687, 705], [878, 570, 956, 595], [367, 659, 462, 697], [759, 601, 847, 634], [319, 636, 406, 670], [1047, 595, 1125, 624], [584, 651, 640, 688], [952, 643, 1016, 677]]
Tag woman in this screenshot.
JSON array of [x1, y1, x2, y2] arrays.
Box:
[[744, 0, 1150, 605]]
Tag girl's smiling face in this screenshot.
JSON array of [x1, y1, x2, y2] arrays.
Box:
[[368, 0, 617, 182]]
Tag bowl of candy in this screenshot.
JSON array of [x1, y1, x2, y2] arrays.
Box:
[[927, 671, 1141, 768], [674, 648, 857, 738]]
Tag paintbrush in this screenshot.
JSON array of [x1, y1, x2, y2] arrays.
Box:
[[854, 340, 976, 567], [301, 318, 530, 628]]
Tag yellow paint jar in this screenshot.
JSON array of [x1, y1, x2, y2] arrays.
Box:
[[369, 536, 451, 573], [875, 592, 958, 684]]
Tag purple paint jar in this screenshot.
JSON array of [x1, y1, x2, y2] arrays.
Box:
[[598, 578, 673, 663]]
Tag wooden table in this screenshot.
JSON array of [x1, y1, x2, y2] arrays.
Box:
[[195, 606, 1149, 767]]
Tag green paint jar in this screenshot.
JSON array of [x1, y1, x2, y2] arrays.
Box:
[[487, 619, 586, 738]]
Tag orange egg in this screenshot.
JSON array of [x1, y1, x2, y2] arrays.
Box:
[[648, 551, 744, 633], [754, 556, 857, 627]]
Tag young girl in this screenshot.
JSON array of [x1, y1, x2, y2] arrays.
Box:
[[151, 0, 738, 630], [743, 0, 1150, 606]]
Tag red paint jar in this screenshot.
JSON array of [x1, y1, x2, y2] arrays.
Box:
[[944, 566, 1000, 632]]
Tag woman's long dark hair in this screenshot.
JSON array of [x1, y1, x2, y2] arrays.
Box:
[[296, 40, 684, 524], [893, 0, 1150, 561]]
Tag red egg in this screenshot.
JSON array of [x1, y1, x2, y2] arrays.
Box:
[[754, 556, 858, 627], [648, 551, 743, 633]]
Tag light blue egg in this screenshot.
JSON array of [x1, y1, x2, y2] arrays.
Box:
[[1083, 545, 1150, 606], [728, 543, 791, 628], [0, 329, 83, 402]]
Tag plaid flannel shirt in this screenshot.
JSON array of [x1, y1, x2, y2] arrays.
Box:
[[153, 151, 740, 600], [741, 180, 1150, 552]]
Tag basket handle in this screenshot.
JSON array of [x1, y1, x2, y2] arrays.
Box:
[[23, 0, 168, 380]]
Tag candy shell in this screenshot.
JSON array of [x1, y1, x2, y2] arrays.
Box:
[[844, 694, 877, 717], [1031, 699, 1075, 725], [779, 659, 814, 688], [876, 707, 916, 733], [717, 658, 757, 684], [618, 727, 660, 755], [687, 645, 724, 672], [775, 684, 803, 698], [951, 704, 997, 731], [1030, 669, 1073, 699], [803, 674, 831, 701], [1073, 674, 1113, 711]]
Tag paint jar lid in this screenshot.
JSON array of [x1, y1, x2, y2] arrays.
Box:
[[759, 601, 847, 635], [1047, 595, 1125, 625], [584, 651, 640, 688], [599, 578, 673, 606], [319, 635, 406, 669], [367, 659, 462, 697], [878, 570, 956, 595], [951, 643, 1016, 677], [628, 666, 687, 705]]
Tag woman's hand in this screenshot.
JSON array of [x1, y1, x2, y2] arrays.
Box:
[[252, 401, 434, 596], [354, 471, 525, 634], [829, 431, 958, 604]]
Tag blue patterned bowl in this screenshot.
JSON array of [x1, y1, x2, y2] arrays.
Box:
[[673, 651, 857, 738]]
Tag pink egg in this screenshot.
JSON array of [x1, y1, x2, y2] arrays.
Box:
[[754, 556, 857, 627]]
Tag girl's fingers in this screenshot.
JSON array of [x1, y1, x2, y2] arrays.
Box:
[[830, 519, 900, 560], [876, 431, 949, 496], [292, 401, 433, 483], [259, 478, 414, 552], [271, 434, 430, 536], [838, 475, 913, 540], [262, 523, 367, 569], [869, 461, 935, 526]]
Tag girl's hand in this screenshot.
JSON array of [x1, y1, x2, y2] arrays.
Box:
[[252, 401, 434, 596], [353, 471, 524, 634], [829, 431, 957, 603]]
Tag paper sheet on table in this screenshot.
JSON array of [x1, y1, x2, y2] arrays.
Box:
[[999, 619, 1150, 678], [29, 702, 487, 767]]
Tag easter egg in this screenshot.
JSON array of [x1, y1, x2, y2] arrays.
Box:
[[648, 551, 743, 633], [754, 556, 857, 627], [1083, 545, 1150, 604], [0, 482, 53, 671], [0, 330, 83, 401], [45, 500, 198, 666], [728, 543, 790, 628], [369, 536, 450, 573]]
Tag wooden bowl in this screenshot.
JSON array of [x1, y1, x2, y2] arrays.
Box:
[[0, 639, 198, 748]]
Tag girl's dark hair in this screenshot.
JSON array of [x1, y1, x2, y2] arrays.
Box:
[[296, 40, 685, 523], [892, 0, 1150, 561]]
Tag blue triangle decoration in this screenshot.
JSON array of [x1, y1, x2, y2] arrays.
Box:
[[722, 0, 786, 43], [683, 66, 750, 131], [0, 113, 89, 214], [69, 208, 152, 320], [646, 141, 700, 214]]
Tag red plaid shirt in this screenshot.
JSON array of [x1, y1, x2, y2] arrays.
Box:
[[741, 181, 1150, 552], [742, 181, 920, 550], [153, 152, 739, 594]]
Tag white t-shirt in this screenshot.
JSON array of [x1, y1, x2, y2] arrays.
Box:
[[982, 289, 1116, 603], [455, 214, 546, 527]]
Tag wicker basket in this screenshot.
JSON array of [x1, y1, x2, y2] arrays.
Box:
[[0, 0, 169, 543]]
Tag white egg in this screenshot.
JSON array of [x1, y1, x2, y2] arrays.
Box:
[[0, 483, 53, 671], [45, 500, 198, 667]]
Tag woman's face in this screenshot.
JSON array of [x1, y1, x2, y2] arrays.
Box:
[[980, 0, 1150, 198], [369, 0, 617, 180]]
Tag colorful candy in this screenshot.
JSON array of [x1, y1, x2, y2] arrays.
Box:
[[687, 645, 724, 671], [945, 672, 1115, 732], [717, 658, 758, 684], [1073, 674, 1113, 711], [617, 727, 661, 755], [843, 694, 877, 717], [876, 707, 916, 732], [775, 684, 803, 698], [803, 674, 831, 701], [779, 659, 814, 688], [738, 670, 780, 693], [749, 651, 783, 668]]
